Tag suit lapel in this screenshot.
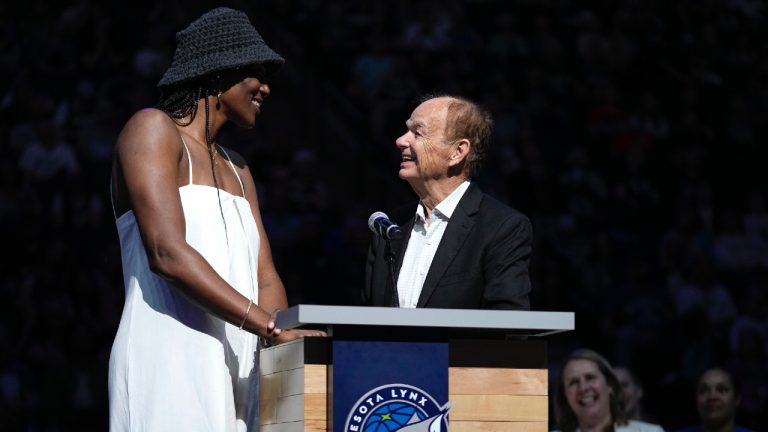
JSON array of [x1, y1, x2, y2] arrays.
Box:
[[416, 184, 482, 307]]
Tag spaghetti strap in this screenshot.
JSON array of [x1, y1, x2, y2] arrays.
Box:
[[181, 137, 193, 185], [109, 174, 118, 220], [217, 145, 246, 197]]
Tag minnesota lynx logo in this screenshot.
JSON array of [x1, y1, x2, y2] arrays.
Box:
[[344, 383, 451, 432]]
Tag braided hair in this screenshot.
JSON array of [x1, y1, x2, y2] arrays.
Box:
[[156, 81, 205, 125], [155, 80, 230, 241]]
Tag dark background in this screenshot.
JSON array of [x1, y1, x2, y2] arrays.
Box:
[[1, 0, 766, 430]]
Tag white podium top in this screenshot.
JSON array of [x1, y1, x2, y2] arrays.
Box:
[[275, 305, 574, 337]]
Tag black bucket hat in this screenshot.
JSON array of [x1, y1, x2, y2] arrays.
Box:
[[157, 7, 285, 88]]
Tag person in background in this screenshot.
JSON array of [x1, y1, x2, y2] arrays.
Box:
[[615, 366, 657, 423], [553, 349, 665, 432], [363, 95, 532, 309], [674, 367, 755, 432], [108, 7, 322, 431]]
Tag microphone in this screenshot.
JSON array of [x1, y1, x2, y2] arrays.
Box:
[[368, 211, 403, 240]]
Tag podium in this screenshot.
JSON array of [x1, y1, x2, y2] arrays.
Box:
[[259, 305, 574, 432]]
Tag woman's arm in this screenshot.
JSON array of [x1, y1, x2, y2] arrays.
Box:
[[240, 164, 326, 342], [239, 164, 288, 315]]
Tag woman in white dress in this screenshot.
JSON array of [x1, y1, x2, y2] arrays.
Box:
[[108, 7, 321, 431], [553, 349, 665, 432]]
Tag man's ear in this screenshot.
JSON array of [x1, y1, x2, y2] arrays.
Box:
[[449, 138, 471, 167]]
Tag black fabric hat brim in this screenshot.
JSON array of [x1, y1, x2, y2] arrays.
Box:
[[158, 48, 284, 88], [156, 7, 285, 89]]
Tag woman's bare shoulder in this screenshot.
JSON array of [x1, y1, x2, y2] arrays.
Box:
[[116, 108, 181, 153]]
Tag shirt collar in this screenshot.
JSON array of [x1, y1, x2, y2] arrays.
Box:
[[415, 180, 471, 223]]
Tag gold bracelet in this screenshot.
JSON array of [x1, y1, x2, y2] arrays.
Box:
[[239, 299, 254, 330]]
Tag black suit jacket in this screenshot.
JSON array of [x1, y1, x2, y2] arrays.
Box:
[[363, 183, 532, 310]]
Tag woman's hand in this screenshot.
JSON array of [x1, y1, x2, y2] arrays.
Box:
[[265, 328, 328, 346]]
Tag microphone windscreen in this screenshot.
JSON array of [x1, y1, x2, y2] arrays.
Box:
[[368, 211, 388, 232]]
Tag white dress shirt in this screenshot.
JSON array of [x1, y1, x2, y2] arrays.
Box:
[[397, 181, 471, 308]]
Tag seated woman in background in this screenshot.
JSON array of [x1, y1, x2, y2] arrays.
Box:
[[553, 349, 665, 432], [673, 367, 755, 432]]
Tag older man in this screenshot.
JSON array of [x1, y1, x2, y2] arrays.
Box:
[[363, 95, 532, 309]]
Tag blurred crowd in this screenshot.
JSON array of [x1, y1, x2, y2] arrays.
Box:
[[1, 0, 766, 430]]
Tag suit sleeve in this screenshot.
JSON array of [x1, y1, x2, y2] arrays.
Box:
[[482, 213, 533, 310]]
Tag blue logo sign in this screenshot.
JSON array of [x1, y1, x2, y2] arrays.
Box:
[[344, 383, 451, 432]]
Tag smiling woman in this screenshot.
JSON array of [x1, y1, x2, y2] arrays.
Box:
[[553, 349, 665, 432]]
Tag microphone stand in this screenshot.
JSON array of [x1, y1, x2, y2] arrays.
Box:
[[384, 238, 400, 307]]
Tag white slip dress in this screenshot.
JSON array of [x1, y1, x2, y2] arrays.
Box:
[[109, 139, 261, 431]]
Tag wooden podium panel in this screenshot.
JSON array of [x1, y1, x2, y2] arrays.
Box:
[[260, 338, 330, 432], [446, 339, 549, 432], [259, 306, 572, 432], [448, 367, 548, 431]]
